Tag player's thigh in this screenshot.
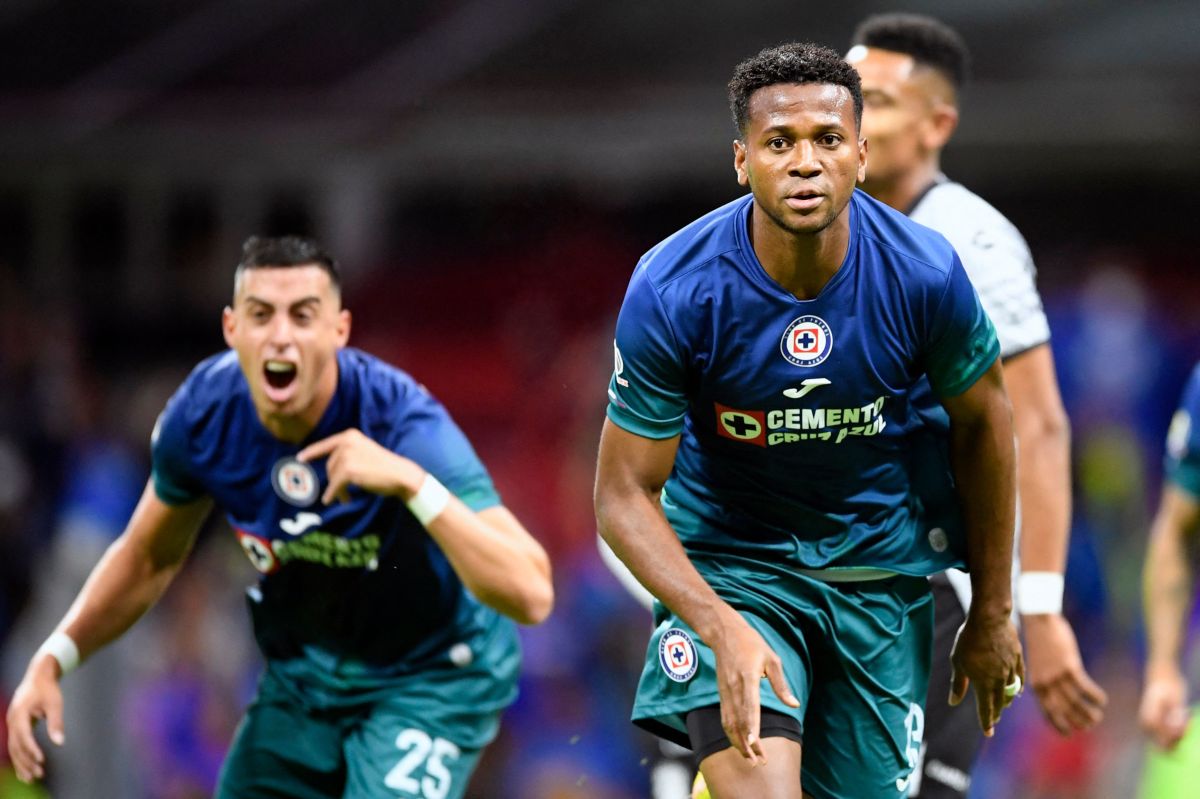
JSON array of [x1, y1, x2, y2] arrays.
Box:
[[632, 604, 812, 746], [216, 684, 345, 799], [343, 700, 489, 799], [697, 735, 803, 799], [913, 573, 981, 799], [802, 575, 933, 799]]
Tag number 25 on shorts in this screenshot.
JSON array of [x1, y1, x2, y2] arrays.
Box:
[[384, 728, 461, 799]]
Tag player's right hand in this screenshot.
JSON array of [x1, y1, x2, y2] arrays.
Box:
[[1139, 665, 1190, 751], [5, 656, 66, 784], [948, 610, 1024, 737], [708, 607, 800, 766]]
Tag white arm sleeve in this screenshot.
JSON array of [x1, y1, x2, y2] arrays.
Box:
[[597, 534, 655, 612], [911, 183, 1050, 359]]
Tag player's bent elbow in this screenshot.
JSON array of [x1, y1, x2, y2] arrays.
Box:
[[487, 578, 554, 626], [520, 579, 555, 626], [520, 559, 556, 625]]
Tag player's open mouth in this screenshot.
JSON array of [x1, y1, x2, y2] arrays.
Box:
[[264, 360, 298, 392]]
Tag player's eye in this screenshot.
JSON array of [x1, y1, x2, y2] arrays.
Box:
[[250, 308, 270, 323], [767, 137, 790, 150], [818, 134, 842, 147]]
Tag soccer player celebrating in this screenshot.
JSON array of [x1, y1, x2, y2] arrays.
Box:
[[847, 14, 1106, 796], [595, 43, 1022, 798], [6, 236, 553, 798], [1140, 362, 1200, 758]]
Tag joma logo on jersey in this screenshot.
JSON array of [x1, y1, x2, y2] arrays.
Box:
[[780, 315, 833, 367]]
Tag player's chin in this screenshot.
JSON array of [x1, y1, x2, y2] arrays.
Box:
[[257, 383, 303, 415], [782, 213, 834, 236]]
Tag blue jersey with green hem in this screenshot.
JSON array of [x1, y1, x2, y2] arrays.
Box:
[[606, 189, 999, 576], [1166, 362, 1200, 500], [152, 347, 519, 714]]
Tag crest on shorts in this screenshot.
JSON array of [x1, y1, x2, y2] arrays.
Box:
[[659, 628, 699, 682], [780, 315, 833, 367], [271, 457, 319, 507]]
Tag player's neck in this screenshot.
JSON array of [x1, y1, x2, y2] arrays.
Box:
[[865, 160, 942, 214], [258, 412, 318, 444], [749, 205, 850, 301]]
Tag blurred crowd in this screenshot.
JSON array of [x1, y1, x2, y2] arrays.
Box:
[[1, 189, 1198, 799]]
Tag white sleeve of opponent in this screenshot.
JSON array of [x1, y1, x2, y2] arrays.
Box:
[[911, 184, 1051, 359], [597, 534, 656, 612]]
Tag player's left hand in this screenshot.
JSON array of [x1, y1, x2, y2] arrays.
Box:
[[298, 429, 423, 504], [949, 610, 1024, 737], [1022, 613, 1107, 735]]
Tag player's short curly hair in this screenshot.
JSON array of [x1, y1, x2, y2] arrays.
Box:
[[728, 42, 863, 136], [851, 13, 970, 90], [235, 235, 341, 293]]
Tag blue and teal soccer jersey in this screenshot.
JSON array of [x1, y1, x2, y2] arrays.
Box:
[[607, 189, 999, 576], [151, 347, 519, 727], [1166, 362, 1200, 499]]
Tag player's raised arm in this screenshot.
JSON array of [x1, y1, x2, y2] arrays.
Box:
[[1140, 483, 1200, 750], [6, 480, 211, 784], [594, 419, 799, 766], [298, 429, 553, 625], [939, 358, 1024, 735]]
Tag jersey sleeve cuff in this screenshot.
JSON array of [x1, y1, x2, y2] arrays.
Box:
[[606, 403, 685, 440], [932, 336, 1001, 398], [152, 472, 205, 506], [1168, 461, 1200, 501]]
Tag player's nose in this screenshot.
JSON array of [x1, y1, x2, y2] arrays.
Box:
[[788, 141, 821, 177], [266, 315, 296, 347]]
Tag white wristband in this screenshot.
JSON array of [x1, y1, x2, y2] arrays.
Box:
[[407, 473, 450, 527], [35, 632, 80, 676], [1017, 571, 1065, 615]]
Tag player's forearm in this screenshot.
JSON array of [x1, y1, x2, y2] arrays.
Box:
[[32, 485, 207, 673], [52, 534, 185, 663], [595, 483, 739, 643], [951, 403, 1018, 620], [1143, 514, 1193, 674], [1014, 403, 1071, 575], [425, 502, 553, 625]]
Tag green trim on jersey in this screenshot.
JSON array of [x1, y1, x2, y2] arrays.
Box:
[[605, 403, 684, 440], [926, 295, 1000, 398]]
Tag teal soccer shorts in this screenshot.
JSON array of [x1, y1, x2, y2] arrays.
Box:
[[633, 563, 933, 799]]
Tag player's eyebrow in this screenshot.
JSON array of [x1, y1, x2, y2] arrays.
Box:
[[762, 117, 849, 136], [241, 295, 322, 310]]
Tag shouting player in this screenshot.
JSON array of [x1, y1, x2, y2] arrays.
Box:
[[595, 43, 1022, 798], [847, 14, 1107, 796], [6, 236, 553, 798]]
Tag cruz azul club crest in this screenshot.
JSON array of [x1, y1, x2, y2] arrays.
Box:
[[659, 628, 699, 682], [780, 315, 833, 367], [271, 456, 320, 507]]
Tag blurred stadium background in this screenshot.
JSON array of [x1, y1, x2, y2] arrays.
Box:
[[0, 1, 1198, 797]]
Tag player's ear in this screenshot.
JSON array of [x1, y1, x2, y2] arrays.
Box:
[[222, 305, 237, 348], [335, 308, 351, 347], [857, 136, 868, 184], [733, 139, 749, 187], [924, 102, 958, 151]]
